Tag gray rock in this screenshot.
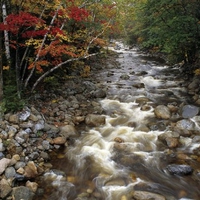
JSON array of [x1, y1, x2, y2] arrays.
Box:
[[5, 166, 16, 179], [12, 186, 34, 200], [166, 164, 193, 175], [0, 130, 8, 139], [19, 108, 31, 121], [59, 125, 77, 138], [0, 142, 5, 152], [33, 122, 45, 133], [43, 123, 59, 135], [83, 81, 96, 91], [42, 140, 50, 150], [175, 119, 195, 130], [181, 104, 199, 118], [15, 161, 26, 169], [29, 152, 39, 160], [0, 152, 4, 159], [188, 78, 200, 90], [120, 74, 130, 80], [92, 89, 106, 98], [40, 151, 49, 161], [154, 105, 171, 119]]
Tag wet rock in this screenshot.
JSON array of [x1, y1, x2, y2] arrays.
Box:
[[0, 178, 12, 199], [59, 124, 77, 138], [158, 132, 180, 142], [132, 83, 145, 89], [83, 81, 96, 91], [165, 137, 179, 148], [181, 104, 199, 118], [135, 97, 151, 105], [166, 164, 193, 175], [12, 186, 34, 200], [105, 178, 127, 186], [134, 124, 150, 132], [175, 119, 195, 131], [24, 161, 38, 178], [52, 137, 66, 145], [136, 71, 148, 76], [40, 151, 49, 161], [29, 152, 39, 160], [85, 114, 106, 126], [140, 104, 151, 111], [0, 158, 11, 175], [92, 89, 107, 98], [149, 121, 166, 131], [154, 105, 171, 119], [188, 77, 200, 90], [114, 137, 124, 143], [133, 191, 166, 200], [120, 74, 130, 80], [26, 180, 38, 193]]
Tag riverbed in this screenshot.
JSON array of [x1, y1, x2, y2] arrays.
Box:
[[35, 44, 200, 200]]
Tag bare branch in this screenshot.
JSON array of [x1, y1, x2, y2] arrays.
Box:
[[31, 52, 100, 92]]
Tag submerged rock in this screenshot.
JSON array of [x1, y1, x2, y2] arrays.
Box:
[[12, 186, 34, 200], [166, 164, 193, 175], [133, 191, 166, 200], [85, 114, 106, 126]]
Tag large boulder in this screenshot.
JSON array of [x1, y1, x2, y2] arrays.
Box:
[[59, 125, 77, 138], [175, 119, 195, 131], [12, 186, 34, 200], [181, 104, 199, 118], [154, 105, 171, 119], [166, 164, 193, 175], [85, 114, 106, 126]]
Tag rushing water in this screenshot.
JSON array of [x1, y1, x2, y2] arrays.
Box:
[[38, 44, 200, 200]]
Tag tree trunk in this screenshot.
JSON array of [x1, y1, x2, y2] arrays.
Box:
[[2, 2, 10, 63], [0, 0, 4, 120]]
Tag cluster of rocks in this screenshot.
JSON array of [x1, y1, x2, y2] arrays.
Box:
[[0, 76, 108, 199]]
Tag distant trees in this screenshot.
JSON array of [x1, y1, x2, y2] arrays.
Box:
[[125, 0, 200, 64]]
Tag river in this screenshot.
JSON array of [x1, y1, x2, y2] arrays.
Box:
[[37, 43, 200, 200]]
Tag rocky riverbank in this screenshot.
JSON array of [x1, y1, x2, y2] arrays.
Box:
[[1, 50, 200, 200]]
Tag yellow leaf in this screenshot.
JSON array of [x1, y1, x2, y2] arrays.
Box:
[[3, 66, 10, 70]]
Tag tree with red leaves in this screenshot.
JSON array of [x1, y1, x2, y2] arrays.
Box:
[[0, 0, 117, 110]]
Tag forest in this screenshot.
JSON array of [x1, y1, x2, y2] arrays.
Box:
[[0, 0, 200, 115]]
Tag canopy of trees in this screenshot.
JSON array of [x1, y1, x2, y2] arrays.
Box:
[[0, 0, 118, 112], [124, 0, 200, 64], [1, 0, 200, 114]]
